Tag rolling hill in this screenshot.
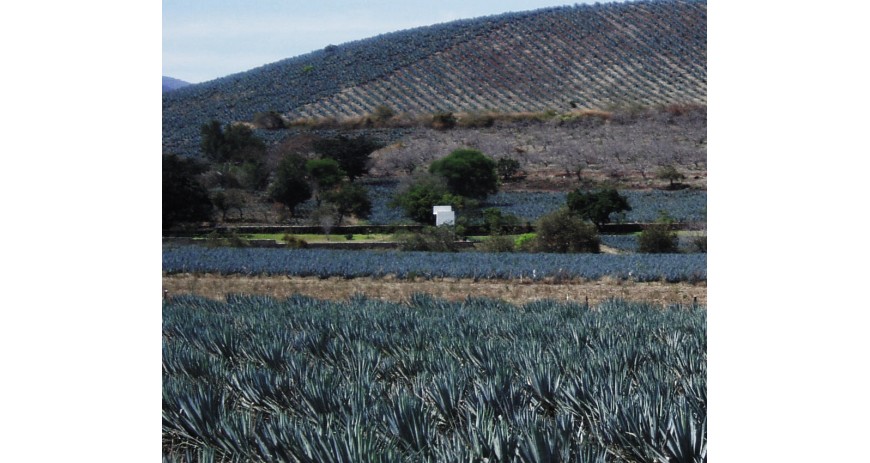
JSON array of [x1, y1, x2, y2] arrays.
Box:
[[163, 0, 706, 157], [162, 76, 191, 93]]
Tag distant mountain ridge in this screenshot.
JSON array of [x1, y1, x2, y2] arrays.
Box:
[[163, 0, 706, 156], [162, 76, 190, 92]]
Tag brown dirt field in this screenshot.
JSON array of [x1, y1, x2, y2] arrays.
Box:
[[162, 274, 706, 307]]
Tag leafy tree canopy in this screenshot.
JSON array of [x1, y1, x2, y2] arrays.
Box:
[[429, 148, 498, 199], [306, 158, 346, 192], [200, 120, 265, 164], [566, 188, 631, 228], [391, 174, 466, 225], [163, 154, 212, 228], [534, 208, 600, 253], [268, 154, 312, 214], [323, 182, 372, 225], [312, 135, 383, 181]]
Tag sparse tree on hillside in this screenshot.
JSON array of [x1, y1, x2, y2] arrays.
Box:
[[656, 165, 686, 189], [497, 158, 521, 182], [312, 135, 383, 181]]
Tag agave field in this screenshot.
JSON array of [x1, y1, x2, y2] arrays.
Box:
[[162, 247, 706, 283], [163, 0, 706, 157], [344, 182, 706, 226], [163, 294, 706, 462]]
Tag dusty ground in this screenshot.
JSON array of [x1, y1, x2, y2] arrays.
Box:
[[162, 274, 706, 307]]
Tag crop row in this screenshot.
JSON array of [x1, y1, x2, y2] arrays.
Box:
[[162, 246, 706, 282], [164, 294, 706, 462], [363, 183, 707, 225]]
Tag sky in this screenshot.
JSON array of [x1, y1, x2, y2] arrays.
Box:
[[163, 0, 625, 84]]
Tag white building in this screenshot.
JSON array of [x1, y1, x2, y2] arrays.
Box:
[[433, 205, 455, 226]]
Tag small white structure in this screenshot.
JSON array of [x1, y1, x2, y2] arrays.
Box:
[[433, 205, 455, 226]]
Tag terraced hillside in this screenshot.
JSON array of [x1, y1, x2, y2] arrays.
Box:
[[163, 0, 706, 157]]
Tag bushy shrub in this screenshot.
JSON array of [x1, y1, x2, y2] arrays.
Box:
[[395, 226, 462, 252], [281, 234, 308, 248], [429, 148, 498, 199], [514, 233, 537, 252], [690, 234, 707, 253], [637, 224, 679, 253], [252, 111, 286, 130], [533, 208, 600, 253], [431, 112, 457, 130], [205, 229, 249, 248], [478, 235, 515, 253]]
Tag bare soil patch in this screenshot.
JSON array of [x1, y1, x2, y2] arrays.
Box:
[[163, 274, 705, 307]]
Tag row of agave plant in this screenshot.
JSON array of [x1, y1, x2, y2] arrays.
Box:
[[295, 0, 706, 119], [164, 294, 706, 462]]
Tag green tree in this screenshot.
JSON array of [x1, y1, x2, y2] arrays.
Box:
[[312, 135, 383, 181], [306, 158, 346, 203], [429, 148, 498, 199], [391, 174, 465, 225], [268, 154, 312, 215], [163, 154, 213, 228], [566, 188, 631, 229], [656, 165, 686, 189], [637, 223, 679, 253], [533, 208, 600, 253], [211, 188, 246, 221], [200, 120, 265, 164], [324, 182, 372, 225]]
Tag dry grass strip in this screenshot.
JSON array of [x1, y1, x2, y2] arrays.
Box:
[[163, 274, 706, 307]]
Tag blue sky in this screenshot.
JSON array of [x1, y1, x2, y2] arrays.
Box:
[[163, 0, 623, 84]]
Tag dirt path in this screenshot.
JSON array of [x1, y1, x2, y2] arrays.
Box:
[[163, 274, 706, 307]]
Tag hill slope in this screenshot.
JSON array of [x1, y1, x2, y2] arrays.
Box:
[[163, 0, 706, 156], [162, 76, 191, 92]]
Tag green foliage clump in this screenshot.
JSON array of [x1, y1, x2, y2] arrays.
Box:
[[268, 154, 312, 215], [429, 148, 498, 199], [478, 235, 515, 253], [306, 158, 346, 197], [514, 233, 537, 252], [312, 135, 384, 182], [199, 120, 265, 164], [656, 165, 687, 190], [324, 182, 373, 225], [482, 208, 521, 235], [566, 188, 631, 228], [395, 226, 463, 252], [533, 208, 600, 253], [431, 112, 457, 130], [281, 234, 308, 248], [162, 154, 213, 229], [637, 224, 679, 253], [391, 174, 467, 225], [204, 229, 249, 248], [691, 234, 707, 253]]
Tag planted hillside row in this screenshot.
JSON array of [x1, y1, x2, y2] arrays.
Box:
[[163, 294, 706, 462], [162, 247, 706, 282]]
